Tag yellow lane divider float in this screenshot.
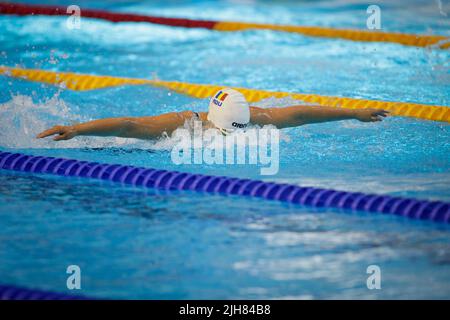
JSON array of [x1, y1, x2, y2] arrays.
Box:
[[214, 22, 450, 49], [1, 66, 449, 123]]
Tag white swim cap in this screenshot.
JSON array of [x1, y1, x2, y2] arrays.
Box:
[[207, 88, 250, 133]]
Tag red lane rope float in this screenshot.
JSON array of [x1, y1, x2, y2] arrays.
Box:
[[0, 2, 216, 28], [0, 2, 448, 48]]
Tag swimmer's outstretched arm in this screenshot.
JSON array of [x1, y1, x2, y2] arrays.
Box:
[[249, 105, 389, 128], [37, 111, 195, 141]]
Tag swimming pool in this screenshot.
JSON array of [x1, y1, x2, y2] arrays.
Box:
[[0, 0, 449, 299]]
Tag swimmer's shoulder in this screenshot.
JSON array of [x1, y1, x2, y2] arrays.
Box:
[[249, 106, 273, 126]]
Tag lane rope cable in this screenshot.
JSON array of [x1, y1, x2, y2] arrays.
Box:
[[1, 66, 449, 123], [0, 2, 448, 48], [1, 151, 449, 224]]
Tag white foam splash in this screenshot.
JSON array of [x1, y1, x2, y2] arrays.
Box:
[[152, 114, 290, 151], [0, 93, 150, 149], [0, 92, 72, 148]]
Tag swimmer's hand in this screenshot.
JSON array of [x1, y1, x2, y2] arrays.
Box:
[[354, 109, 389, 122], [37, 125, 77, 141]]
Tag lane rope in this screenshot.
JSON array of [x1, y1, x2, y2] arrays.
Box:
[[0, 2, 448, 48], [1, 66, 449, 123], [0, 284, 93, 300], [1, 151, 449, 223]]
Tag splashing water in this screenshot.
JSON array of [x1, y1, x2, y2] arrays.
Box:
[[0, 93, 151, 149], [0, 93, 292, 151]]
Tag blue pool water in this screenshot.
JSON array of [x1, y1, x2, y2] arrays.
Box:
[[0, 0, 449, 299]]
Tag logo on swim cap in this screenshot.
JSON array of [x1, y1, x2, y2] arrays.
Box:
[[207, 88, 250, 131], [232, 122, 247, 128], [212, 91, 228, 107]]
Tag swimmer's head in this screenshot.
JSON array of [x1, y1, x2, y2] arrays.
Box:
[[207, 88, 250, 135]]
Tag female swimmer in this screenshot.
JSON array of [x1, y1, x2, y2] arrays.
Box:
[[37, 88, 389, 141]]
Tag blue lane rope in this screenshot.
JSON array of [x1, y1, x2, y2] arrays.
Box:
[[1, 151, 449, 223], [0, 284, 93, 300]]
